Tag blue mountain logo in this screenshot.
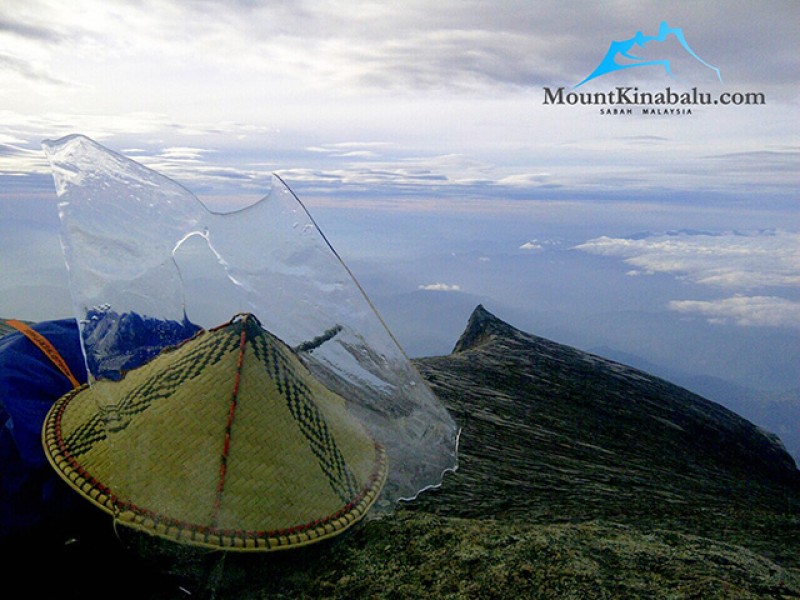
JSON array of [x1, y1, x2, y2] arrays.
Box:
[[576, 21, 723, 88]]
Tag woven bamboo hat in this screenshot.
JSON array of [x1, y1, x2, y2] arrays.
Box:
[[42, 314, 387, 552]]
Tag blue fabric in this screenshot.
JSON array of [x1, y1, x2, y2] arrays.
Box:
[[0, 319, 87, 467], [0, 319, 87, 537], [0, 313, 200, 538]]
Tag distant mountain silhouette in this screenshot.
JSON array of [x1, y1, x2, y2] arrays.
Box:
[[576, 21, 723, 88]]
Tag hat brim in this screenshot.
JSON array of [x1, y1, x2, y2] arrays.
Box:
[[43, 384, 387, 551]]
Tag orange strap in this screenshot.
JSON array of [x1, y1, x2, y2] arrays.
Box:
[[5, 319, 81, 390]]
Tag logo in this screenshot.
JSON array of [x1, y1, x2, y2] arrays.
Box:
[[575, 21, 722, 88], [542, 21, 766, 116]]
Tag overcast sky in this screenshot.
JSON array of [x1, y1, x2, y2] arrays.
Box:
[[0, 0, 798, 342], [1, 0, 797, 202]]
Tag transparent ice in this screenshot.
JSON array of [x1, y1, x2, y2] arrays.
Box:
[[43, 134, 458, 513]]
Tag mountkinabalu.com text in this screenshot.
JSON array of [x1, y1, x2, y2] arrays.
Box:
[[543, 87, 765, 106]]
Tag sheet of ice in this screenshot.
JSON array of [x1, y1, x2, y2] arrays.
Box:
[[43, 134, 458, 511]]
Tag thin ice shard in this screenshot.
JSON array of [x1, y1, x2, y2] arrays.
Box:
[[43, 134, 458, 509]]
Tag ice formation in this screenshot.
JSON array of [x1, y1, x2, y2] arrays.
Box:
[[43, 134, 458, 510]]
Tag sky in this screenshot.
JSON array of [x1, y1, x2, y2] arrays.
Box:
[[1, 1, 799, 444]]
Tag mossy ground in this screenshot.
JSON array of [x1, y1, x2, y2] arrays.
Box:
[[192, 509, 799, 599]]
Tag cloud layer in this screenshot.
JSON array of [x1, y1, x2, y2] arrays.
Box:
[[669, 295, 800, 329], [1, 1, 798, 205], [575, 230, 800, 289], [3, 1, 797, 93], [576, 230, 800, 328]]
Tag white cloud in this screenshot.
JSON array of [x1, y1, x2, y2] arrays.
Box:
[[418, 283, 461, 292], [669, 295, 800, 329], [520, 239, 561, 251], [305, 142, 393, 156], [158, 147, 214, 162], [274, 153, 492, 191], [498, 173, 552, 187], [575, 230, 800, 289], [519, 241, 543, 250]]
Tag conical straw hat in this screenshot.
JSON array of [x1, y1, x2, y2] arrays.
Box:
[[42, 314, 387, 552]]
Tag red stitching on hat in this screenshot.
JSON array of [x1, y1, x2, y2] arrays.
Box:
[[211, 316, 248, 524]]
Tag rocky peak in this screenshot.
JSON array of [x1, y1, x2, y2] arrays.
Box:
[[452, 304, 522, 353]]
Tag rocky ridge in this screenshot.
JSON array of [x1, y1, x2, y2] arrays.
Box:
[[414, 304, 799, 516]]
